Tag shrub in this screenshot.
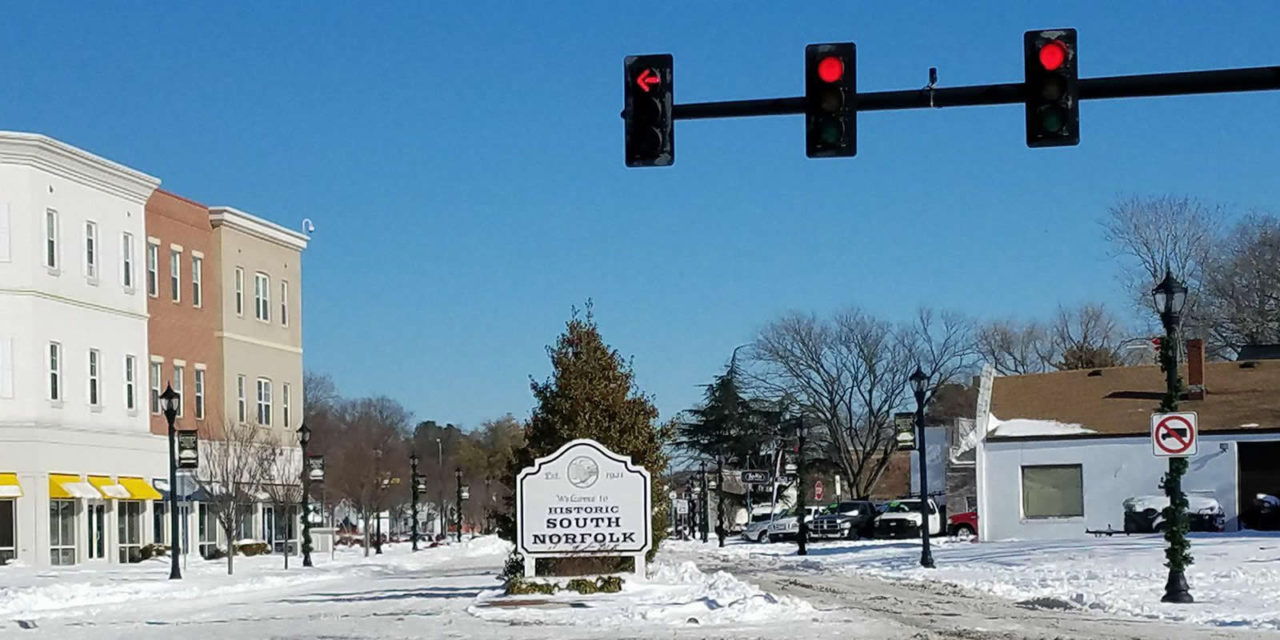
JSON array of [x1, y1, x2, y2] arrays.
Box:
[[500, 552, 526, 581], [596, 576, 624, 593], [505, 577, 558, 596], [237, 542, 270, 557], [565, 578, 597, 594]]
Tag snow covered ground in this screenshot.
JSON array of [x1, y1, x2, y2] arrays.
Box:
[[668, 530, 1280, 631]]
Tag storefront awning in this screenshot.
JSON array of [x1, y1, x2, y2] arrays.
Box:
[[49, 474, 102, 499], [88, 475, 130, 499], [0, 473, 22, 498], [154, 477, 210, 502], [119, 476, 162, 501]]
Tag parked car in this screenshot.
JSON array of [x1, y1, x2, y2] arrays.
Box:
[[947, 510, 978, 538], [873, 498, 943, 539], [810, 500, 878, 540], [765, 506, 825, 542], [741, 511, 778, 543], [1122, 493, 1225, 533], [1242, 493, 1280, 531]]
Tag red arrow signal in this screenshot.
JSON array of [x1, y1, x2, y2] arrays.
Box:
[[636, 68, 660, 92]]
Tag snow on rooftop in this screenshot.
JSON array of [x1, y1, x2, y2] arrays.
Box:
[[987, 414, 1096, 437]]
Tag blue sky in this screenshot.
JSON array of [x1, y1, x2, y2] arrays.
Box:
[[5, 3, 1279, 428]]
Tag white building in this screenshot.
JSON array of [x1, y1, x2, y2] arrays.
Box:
[[975, 342, 1280, 541], [0, 132, 166, 566]]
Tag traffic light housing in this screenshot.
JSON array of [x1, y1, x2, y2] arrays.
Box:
[[1024, 29, 1079, 147], [625, 54, 674, 167], [806, 43, 856, 158]]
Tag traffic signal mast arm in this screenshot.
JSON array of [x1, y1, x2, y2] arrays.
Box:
[[660, 65, 1280, 120]]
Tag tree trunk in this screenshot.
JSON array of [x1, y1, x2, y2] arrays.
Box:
[[224, 523, 235, 575], [363, 508, 371, 557]]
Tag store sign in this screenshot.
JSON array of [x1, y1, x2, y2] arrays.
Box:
[[516, 439, 652, 578], [307, 455, 325, 483], [894, 412, 916, 451], [177, 431, 199, 469]]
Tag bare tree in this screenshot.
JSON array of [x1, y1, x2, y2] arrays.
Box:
[[751, 307, 974, 499], [1201, 214, 1280, 357], [1103, 195, 1221, 330], [261, 447, 303, 569], [194, 421, 274, 575], [975, 319, 1054, 375], [1049, 303, 1125, 370], [327, 397, 410, 556]]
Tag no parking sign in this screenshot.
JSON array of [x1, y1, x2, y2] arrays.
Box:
[[1151, 412, 1198, 457]]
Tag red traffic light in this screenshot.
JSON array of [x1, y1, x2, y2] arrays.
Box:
[[1038, 40, 1068, 71], [817, 56, 844, 83]]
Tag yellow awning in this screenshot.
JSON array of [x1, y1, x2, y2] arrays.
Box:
[[118, 476, 163, 501], [0, 473, 22, 498], [88, 475, 130, 499], [49, 474, 101, 499]]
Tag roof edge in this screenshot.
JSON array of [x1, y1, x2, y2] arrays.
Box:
[[209, 206, 309, 251], [986, 425, 1280, 443]]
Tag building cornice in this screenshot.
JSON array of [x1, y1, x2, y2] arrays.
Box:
[[215, 331, 304, 355], [0, 131, 160, 204], [209, 206, 310, 251]]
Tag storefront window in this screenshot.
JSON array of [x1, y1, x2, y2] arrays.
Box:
[[198, 503, 218, 558], [49, 499, 76, 565], [153, 500, 167, 545], [117, 501, 143, 563], [0, 500, 15, 563]]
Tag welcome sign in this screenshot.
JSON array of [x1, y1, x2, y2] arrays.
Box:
[[516, 439, 652, 578]]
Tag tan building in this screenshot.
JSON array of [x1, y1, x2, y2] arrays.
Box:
[[144, 190, 223, 434], [209, 207, 308, 446]]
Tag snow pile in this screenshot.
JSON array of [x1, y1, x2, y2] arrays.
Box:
[[988, 414, 1095, 437], [469, 559, 815, 627]]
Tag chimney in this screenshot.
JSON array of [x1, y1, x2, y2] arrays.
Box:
[[1186, 338, 1206, 400]]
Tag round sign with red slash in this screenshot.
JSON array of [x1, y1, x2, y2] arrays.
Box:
[[1151, 412, 1198, 457]]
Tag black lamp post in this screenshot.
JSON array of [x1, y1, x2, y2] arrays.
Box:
[[715, 454, 727, 547], [910, 366, 936, 569], [298, 423, 313, 567], [699, 461, 709, 543], [410, 453, 420, 552], [1154, 270, 1193, 603], [795, 416, 809, 557], [160, 384, 182, 580], [455, 468, 464, 542]]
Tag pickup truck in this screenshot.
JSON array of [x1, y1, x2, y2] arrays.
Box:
[[947, 510, 977, 538], [765, 506, 825, 542], [810, 500, 878, 540], [873, 498, 943, 539]]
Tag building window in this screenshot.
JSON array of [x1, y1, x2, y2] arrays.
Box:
[[254, 273, 270, 322], [146, 242, 159, 296], [0, 499, 15, 563], [150, 361, 162, 414], [117, 501, 144, 563], [122, 233, 135, 289], [44, 209, 58, 270], [170, 249, 181, 302], [48, 342, 62, 402], [84, 221, 98, 280], [234, 268, 244, 316], [88, 349, 100, 406], [282, 382, 291, 428], [49, 499, 76, 565], [237, 375, 247, 423], [256, 378, 272, 426], [173, 365, 184, 418], [152, 500, 168, 545], [194, 368, 205, 420], [1021, 464, 1084, 519], [280, 281, 289, 326], [198, 503, 217, 559], [192, 256, 203, 307], [124, 355, 137, 411]]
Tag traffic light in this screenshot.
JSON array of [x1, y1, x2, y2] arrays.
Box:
[[805, 43, 856, 157], [624, 54, 673, 167], [1024, 28, 1079, 147]]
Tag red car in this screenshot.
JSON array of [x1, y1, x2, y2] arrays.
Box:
[[947, 510, 978, 538]]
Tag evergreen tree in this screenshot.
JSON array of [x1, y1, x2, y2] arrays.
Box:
[[499, 304, 671, 564], [679, 362, 778, 470]]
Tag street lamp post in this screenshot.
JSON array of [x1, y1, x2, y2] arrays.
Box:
[[1154, 270, 1193, 604], [160, 385, 182, 580], [436, 438, 444, 540], [910, 366, 936, 569], [795, 416, 809, 557], [455, 468, 464, 543], [410, 453, 420, 552], [699, 461, 709, 543], [298, 423, 313, 567], [715, 454, 726, 548]]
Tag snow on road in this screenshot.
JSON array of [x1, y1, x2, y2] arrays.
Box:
[[668, 531, 1280, 631]]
